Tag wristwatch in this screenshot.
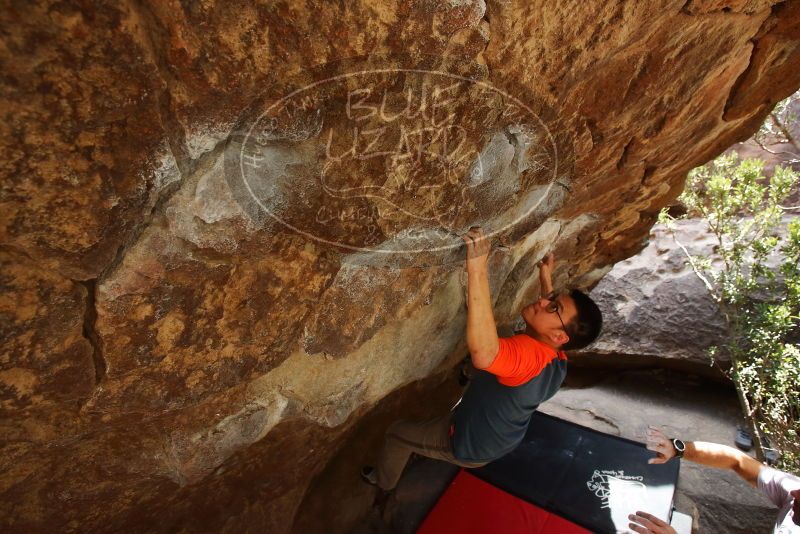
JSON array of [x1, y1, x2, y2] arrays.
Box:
[[671, 438, 686, 458]]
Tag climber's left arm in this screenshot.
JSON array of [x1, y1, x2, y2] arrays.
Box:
[[462, 227, 500, 369]]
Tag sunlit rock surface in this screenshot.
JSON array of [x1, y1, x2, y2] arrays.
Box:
[[2, 0, 800, 531], [575, 220, 729, 376]]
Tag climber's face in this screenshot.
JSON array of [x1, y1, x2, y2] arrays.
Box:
[[521, 292, 577, 348]]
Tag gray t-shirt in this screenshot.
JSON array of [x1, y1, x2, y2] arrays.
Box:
[[758, 466, 800, 534], [451, 336, 567, 463]]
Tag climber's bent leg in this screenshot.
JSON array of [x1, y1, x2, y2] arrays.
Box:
[[375, 413, 486, 491]]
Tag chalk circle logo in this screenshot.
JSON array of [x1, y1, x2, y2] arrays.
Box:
[[587, 470, 647, 509], [225, 66, 567, 265]]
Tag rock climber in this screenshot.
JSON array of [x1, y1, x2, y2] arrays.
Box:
[[361, 226, 603, 495]]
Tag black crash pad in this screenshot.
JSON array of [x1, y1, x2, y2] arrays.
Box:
[[469, 411, 680, 534]]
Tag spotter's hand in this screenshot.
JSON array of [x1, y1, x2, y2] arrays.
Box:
[[646, 426, 677, 464], [628, 511, 677, 534]]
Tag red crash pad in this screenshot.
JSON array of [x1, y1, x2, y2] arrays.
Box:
[[418, 470, 591, 534]]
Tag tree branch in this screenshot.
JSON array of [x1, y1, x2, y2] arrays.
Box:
[[770, 112, 799, 152], [669, 230, 721, 302]]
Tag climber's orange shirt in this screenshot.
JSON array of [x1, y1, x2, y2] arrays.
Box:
[[484, 334, 567, 386]]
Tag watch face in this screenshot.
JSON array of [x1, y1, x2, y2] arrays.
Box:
[[673, 439, 686, 453]]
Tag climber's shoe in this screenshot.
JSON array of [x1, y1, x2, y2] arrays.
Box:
[[734, 426, 753, 451], [360, 465, 378, 487]]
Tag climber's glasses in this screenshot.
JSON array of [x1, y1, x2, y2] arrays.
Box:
[[544, 291, 567, 331]]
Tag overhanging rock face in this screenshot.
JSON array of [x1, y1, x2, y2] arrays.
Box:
[[2, 1, 800, 532]]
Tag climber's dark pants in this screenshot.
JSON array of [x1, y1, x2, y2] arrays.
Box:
[[375, 413, 488, 490]]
